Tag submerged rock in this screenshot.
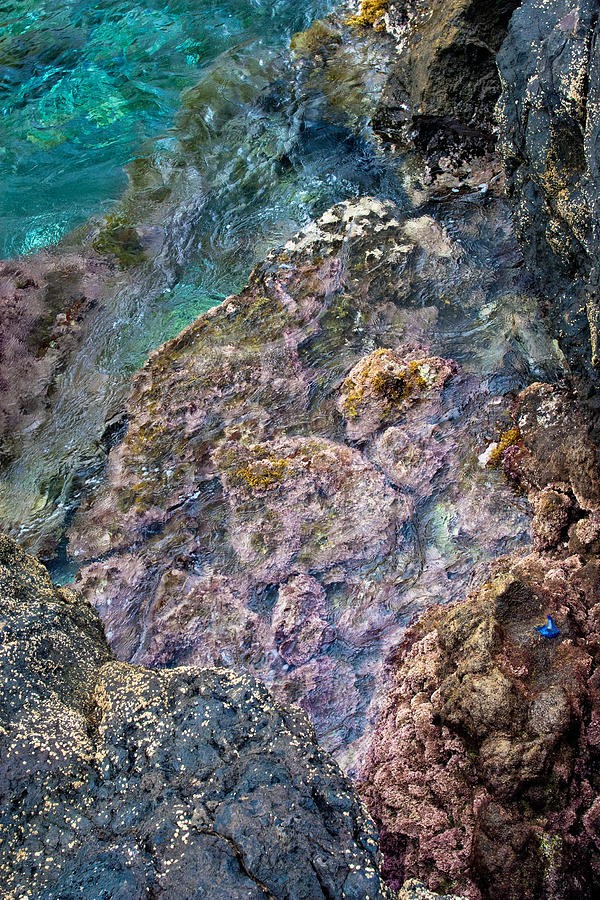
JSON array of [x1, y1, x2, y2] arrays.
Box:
[[360, 383, 600, 899], [0, 532, 393, 900], [68, 194, 564, 771], [0, 253, 111, 465]]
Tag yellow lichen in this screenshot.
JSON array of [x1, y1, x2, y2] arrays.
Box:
[[346, 0, 388, 29], [487, 426, 522, 469], [232, 458, 291, 491], [342, 356, 429, 418], [341, 379, 365, 419]]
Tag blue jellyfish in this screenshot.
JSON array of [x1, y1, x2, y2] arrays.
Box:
[[535, 616, 560, 638]]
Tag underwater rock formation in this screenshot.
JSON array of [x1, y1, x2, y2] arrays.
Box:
[[0, 8, 401, 563], [68, 194, 564, 771], [0, 253, 111, 466], [0, 532, 393, 900], [497, 0, 600, 391], [360, 382, 600, 899]]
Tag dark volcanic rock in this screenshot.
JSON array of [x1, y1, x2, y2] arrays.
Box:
[[372, 0, 520, 154], [0, 532, 393, 900], [360, 383, 600, 900], [497, 0, 600, 391], [67, 195, 565, 771]]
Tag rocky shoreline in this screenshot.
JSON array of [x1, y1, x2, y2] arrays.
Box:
[[2, 0, 600, 897]]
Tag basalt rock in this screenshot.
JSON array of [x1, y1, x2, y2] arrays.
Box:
[[0, 532, 393, 900], [68, 194, 565, 772], [360, 382, 600, 899], [496, 0, 600, 392], [370, 0, 520, 164]]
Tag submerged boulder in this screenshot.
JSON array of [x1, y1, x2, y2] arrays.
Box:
[[0, 532, 393, 900], [68, 194, 565, 771]]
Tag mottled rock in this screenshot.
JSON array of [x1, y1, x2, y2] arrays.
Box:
[[0, 533, 393, 900], [360, 385, 600, 899], [338, 349, 455, 441], [272, 575, 334, 667], [69, 195, 564, 770], [497, 0, 600, 389], [398, 880, 467, 900], [493, 383, 600, 554], [214, 435, 399, 581]]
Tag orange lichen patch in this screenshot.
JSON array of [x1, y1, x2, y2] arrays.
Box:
[[487, 426, 522, 469], [346, 0, 388, 29]]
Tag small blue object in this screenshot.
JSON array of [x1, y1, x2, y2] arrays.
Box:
[[535, 616, 560, 638]]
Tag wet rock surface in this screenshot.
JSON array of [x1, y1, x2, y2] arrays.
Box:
[[398, 882, 466, 900], [369, 0, 520, 190], [68, 194, 564, 770], [375, 0, 519, 142], [497, 0, 600, 390], [5, 2, 600, 897], [360, 382, 600, 900], [0, 532, 393, 900], [0, 8, 403, 563]]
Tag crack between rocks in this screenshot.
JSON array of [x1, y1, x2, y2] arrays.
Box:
[[198, 828, 277, 899]]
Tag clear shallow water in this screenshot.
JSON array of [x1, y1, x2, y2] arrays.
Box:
[[0, 0, 405, 561], [0, 0, 336, 258]]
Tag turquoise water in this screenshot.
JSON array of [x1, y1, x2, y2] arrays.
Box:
[[0, 0, 334, 258]]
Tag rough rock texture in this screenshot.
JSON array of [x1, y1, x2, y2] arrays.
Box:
[[497, 0, 600, 391], [360, 382, 600, 900], [0, 532, 393, 900], [338, 350, 456, 441], [398, 882, 466, 900], [0, 8, 400, 564], [371, 0, 520, 159], [68, 194, 565, 771]]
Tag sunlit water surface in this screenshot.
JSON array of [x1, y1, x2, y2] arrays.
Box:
[[1, 0, 337, 256]]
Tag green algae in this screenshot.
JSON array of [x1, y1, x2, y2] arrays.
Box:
[[92, 213, 145, 268], [290, 19, 342, 55]]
